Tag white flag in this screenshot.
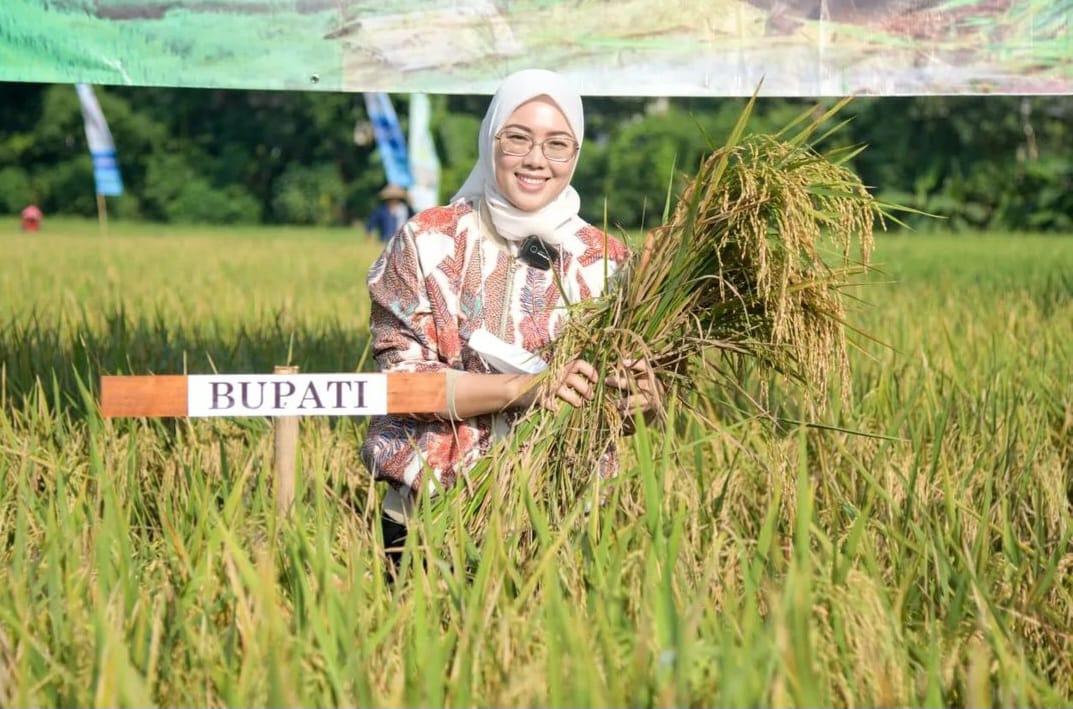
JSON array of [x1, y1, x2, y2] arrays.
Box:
[[75, 83, 123, 196], [407, 93, 440, 212]]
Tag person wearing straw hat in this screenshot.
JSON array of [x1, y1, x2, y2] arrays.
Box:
[[364, 183, 415, 242], [359, 68, 661, 572]]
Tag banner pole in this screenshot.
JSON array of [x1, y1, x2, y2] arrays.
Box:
[[273, 365, 300, 515], [96, 193, 108, 236]]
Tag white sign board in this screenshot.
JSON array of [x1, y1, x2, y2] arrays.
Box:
[[187, 373, 388, 417]]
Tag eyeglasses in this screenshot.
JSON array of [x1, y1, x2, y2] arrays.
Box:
[[495, 130, 579, 162]]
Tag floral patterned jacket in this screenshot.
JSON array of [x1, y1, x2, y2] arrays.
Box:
[[359, 198, 629, 498]]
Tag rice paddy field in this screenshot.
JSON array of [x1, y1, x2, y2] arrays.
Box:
[[1, 218, 1071, 707]]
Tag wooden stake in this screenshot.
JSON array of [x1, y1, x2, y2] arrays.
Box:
[[273, 365, 300, 515], [96, 193, 108, 237]]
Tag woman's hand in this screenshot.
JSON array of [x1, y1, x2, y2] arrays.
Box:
[[606, 358, 663, 431], [543, 359, 600, 410], [513, 358, 662, 424], [514, 359, 599, 412]]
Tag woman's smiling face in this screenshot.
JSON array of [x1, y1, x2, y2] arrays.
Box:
[[493, 95, 577, 213]]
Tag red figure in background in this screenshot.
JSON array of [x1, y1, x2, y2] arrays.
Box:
[[20, 205, 43, 232]]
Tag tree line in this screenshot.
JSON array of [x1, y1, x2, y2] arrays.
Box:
[[1, 82, 1071, 232]]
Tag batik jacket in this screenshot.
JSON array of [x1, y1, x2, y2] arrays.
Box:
[[359, 198, 629, 497]]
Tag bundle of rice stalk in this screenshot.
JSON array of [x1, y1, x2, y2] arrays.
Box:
[[444, 95, 884, 540]]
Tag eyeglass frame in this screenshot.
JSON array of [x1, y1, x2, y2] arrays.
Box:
[[494, 130, 579, 162]]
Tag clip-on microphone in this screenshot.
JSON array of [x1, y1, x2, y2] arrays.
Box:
[[518, 236, 559, 271]]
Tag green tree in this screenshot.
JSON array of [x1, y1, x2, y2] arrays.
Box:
[[3, 82, 1072, 232], [847, 96, 1073, 231]]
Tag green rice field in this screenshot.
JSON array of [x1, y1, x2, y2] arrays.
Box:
[[1, 218, 1071, 706]]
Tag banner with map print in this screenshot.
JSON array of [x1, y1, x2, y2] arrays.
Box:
[[1, 0, 1069, 96]]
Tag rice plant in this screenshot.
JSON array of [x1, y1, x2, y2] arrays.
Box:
[[451, 96, 884, 541], [1, 220, 1071, 706]]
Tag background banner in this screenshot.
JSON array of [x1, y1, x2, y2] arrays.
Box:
[[2, 0, 1070, 95]]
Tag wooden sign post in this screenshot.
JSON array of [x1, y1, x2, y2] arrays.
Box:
[[272, 365, 299, 514], [100, 370, 446, 515], [100, 371, 446, 418]]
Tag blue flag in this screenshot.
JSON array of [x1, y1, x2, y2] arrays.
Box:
[[75, 83, 124, 196], [363, 92, 412, 189]]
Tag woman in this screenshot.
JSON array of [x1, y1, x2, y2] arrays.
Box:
[[359, 69, 657, 562]]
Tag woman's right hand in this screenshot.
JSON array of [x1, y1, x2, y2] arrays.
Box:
[[547, 359, 599, 409], [517, 359, 599, 411]]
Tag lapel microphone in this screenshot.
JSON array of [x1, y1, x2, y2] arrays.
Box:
[[518, 236, 559, 271]]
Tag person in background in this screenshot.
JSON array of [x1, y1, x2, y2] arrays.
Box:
[[364, 184, 415, 242], [359, 68, 661, 572], [20, 204, 42, 232]]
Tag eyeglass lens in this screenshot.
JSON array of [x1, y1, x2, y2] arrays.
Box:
[[498, 132, 577, 161]]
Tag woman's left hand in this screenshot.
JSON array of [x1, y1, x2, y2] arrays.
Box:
[[605, 358, 663, 428]]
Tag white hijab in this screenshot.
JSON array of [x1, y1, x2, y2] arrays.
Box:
[[452, 68, 585, 246]]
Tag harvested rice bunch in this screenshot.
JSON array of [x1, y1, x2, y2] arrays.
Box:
[[453, 98, 883, 538]]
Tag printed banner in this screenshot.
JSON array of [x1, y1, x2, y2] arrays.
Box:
[[363, 92, 413, 188], [407, 94, 441, 212], [75, 83, 124, 196], [2, 0, 1070, 96]]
